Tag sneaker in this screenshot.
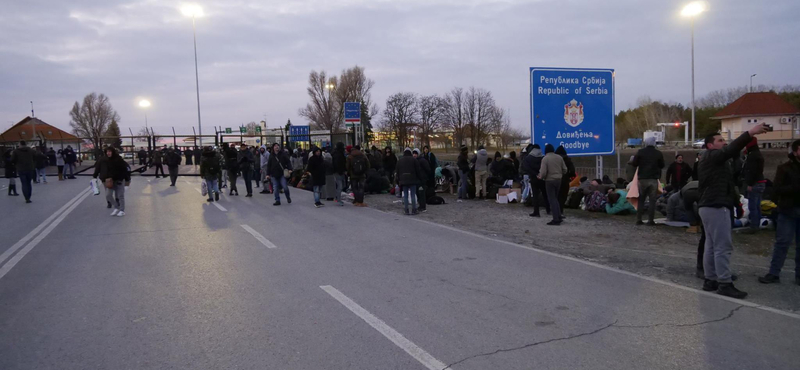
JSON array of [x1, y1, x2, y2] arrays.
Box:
[[717, 283, 747, 299], [111, 209, 119, 216], [421, 208, 428, 213], [25, 199, 32, 203], [457, 199, 463, 203], [287, 197, 292, 204], [318, 202, 325, 207], [207, 198, 213, 202], [273, 201, 281, 206], [116, 211, 125, 217], [215, 192, 219, 201], [546, 220, 561, 226], [529, 213, 540, 217], [702, 279, 719, 291], [758, 274, 780, 284], [245, 194, 252, 197], [315, 202, 321, 208]]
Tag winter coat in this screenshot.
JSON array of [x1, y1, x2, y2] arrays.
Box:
[[56, 152, 64, 166], [306, 154, 326, 187], [555, 146, 576, 179], [238, 148, 255, 172], [667, 192, 689, 222], [346, 149, 369, 180], [63, 148, 77, 164], [539, 152, 567, 181], [632, 146, 665, 180], [199, 149, 221, 181], [522, 148, 543, 177], [773, 153, 800, 214], [457, 150, 470, 173], [498, 158, 517, 181], [93, 155, 110, 180], [333, 144, 347, 175], [151, 150, 163, 164], [3, 151, 17, 178], [370, 150, 383, 171], [34, 151, 48, 170], [266, 150, 292, 178], [107, 150, 131, 183], [47, 149, 57, 166], [417, 155, 432, 186], [290, 155, 304, 172], [259, 147, 270, 169], [383, 151, 398, 174], [606, 190, 635, 215], [698, 132, 752, 209], [471, 149, 489, 172], [138, 149, 147, 160], [11, 146, 36, 172], [742, 148, 765, 186], [666, 162, 693, 188], [323, 153, 334, 176], [166, 150, 182, 168], [395, 151, 423, 186], [224, 148, 239, 172], [424, 152, 439, 171]]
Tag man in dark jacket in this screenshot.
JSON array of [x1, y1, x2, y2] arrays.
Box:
[[238, 143, 255, 197], [742, 138, 765, 233], [165, 147, 182, 186], [199, 146, 221, 202], [34, 148, 48, 184], [306, 147, 326, 207], [47, 147, 57, 166], [413, 148, 431, 212], [698, 123, 769, 299], [225, 145, 240, 195], [12, 141, 36, 203], [383, 147, 398, 187], [104, 147, 131, 217], [332, 142, 347, 206], [193, 146, 201, 167], [63, 146, 77, 179], [456, 145, 470, 202], [666, 154, 692, 191], [555, 146, 575, 209], [522, 144, 549, 217], [370, 146, 383, 172], [93, 146, 116, 208], [151, 148, 165, 178], [185, 146, 194, 165], [266, 143, 292, 205], [396, 148, 423, 215], [632, 137, 665, 225], [759, 140, 800, 285], [347, 145, 369, 206], [137, 148, 147, 165]]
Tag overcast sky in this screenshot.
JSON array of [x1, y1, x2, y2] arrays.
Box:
[[1, 0, 798, 136]]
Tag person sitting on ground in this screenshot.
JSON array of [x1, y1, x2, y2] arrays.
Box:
[[666, 191, 690, 222], [606, 189, 635, 215]]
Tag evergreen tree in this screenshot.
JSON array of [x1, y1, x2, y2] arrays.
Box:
[[105, 118, 122, 149]]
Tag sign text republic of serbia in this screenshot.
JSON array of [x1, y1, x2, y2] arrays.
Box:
[[530, 68, 615, 156]]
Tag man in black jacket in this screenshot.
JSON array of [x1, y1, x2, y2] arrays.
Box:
[[666, 154, 692, 190], [104, 147, 131, 217], [137, 148, 147, 166], [266, 143, 292, 205], [332, 142, 347, 206], [165, 147, 182, 186], [396, 148, 423, 215], [238, 143, 255, 197], [698, 123, 769, 299], [383, 147, 398, 187], [12, 141, 36, 203], [456, 145, 470, 202], [522, 144, 550, 217], [413, 148, 431, 212], [742, 138, 765, 233], [759, 139, 800, 286], [632, 137, 665, 225]]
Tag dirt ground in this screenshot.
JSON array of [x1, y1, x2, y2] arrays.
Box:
[[363, 190, 800, 314]]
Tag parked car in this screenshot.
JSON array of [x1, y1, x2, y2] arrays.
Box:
[[692, 140, 705, 149]]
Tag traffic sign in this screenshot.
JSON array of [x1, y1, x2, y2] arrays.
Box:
[[344, 102, 361, 124], [255, 126, 262, 133], [239, 126, 247, 134], [288, 125, 310, 142], [225, 127, 232, 134], [530, 67, 615, 156]]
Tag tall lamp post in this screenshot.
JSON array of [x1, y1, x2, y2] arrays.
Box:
[[682, 1, 706, 144], [750, 74, 757, 92], [181, 4, 204, 147]]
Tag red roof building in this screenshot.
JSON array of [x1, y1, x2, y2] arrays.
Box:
[[713, 92, 800, 142], [0, 117, 83, 149]]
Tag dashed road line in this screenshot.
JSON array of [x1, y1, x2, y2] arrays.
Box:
[[240, 225, 277, 248]]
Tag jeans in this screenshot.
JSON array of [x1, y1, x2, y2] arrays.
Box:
[[475, 170, 488, 198], [458, 170, 468, 199], [402, 185, 417, 213], [154, 163, 164, 178], [36, 168, 47, 183], [700, 207, 734, 283], [747, 182, 765, 230], [352, 178, 365, 203], [545, 179, 561, 222], [334, 174, 345, 204], [313, 185, 322, 203], [636, 178, 658, 223], [205, 178, 219, 200], [531, 178, 550, 214], [768, 209, 800, 278], [242, 168, 253, 195], [520, 175, 531, 202], [271, 176, 290, 202], [65, 163, 75, 177], [18, 170, 34, 200], [168, 166, 179, 185], [106, 181, 125, 211]]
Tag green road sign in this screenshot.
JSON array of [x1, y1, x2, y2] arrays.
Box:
[[225, 127, 232, 134], [255, 126, 262, 133], [240, 126, 246, 134]]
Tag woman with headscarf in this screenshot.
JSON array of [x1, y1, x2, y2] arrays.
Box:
[[555, 145, 576, 211]]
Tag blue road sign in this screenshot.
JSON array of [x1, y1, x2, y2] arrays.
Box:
[[288, 125, 310, 142], [530, 67, 615, 156], [344, 102, 361, 123]]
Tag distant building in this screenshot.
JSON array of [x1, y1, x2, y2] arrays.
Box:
[[0, 116, 82, 149], [713, 92, 800, 143]]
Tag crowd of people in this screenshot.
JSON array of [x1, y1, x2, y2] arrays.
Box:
[[3, 142, 80, 203]]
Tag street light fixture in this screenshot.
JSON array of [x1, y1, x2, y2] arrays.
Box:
[[138, 99, 151, 130], [682, 1, 707, 144], [181, 3, 204, 147], [750, 74, 757, 92]]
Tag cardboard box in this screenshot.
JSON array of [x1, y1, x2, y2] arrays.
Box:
[[498, 188, 512, 196], [496, 195, 509, 204]]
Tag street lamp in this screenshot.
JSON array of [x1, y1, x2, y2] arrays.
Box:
[[181, 4, 204, 147], [138, 99, 151, 130], [682, 1, 706, 144], [750, 74, 757, 92]]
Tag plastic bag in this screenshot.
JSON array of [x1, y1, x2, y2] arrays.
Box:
[[90, 178, 100, 195], [201, 181, 208, 196]]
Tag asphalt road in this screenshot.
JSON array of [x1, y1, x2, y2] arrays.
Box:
[[1, 170, 798, 369]]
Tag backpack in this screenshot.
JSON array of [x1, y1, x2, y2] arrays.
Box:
[[352, 155, 368, 176], [584, 191, 607, 212], [428, 196, 446, 205]]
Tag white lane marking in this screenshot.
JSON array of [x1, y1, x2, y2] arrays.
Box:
[[396, 211, 800, 321], [195, 187, 227, 211], [0, 189, 89, 266], [240, 225, 276, 248], [320, 285, 447, 370], [0, 190, 91, 280]]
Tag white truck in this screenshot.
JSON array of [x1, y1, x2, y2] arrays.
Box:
[[643, 130, 665, 146]]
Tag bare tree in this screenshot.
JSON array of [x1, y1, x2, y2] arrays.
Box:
[[335, 66, 375, 120], [69, 92, 120, 150], [464, 87, 498, 149], [416, 94, 444, 148], [298, 70, 339, 133], [442, 87, 467, 148], [380, 92, 418, 149]]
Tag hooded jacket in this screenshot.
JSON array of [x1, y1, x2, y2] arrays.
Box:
[[522, 147, 543, 177], [11, 146, 36, 172], [93, 152, 110, 180], [105, 148, 131, 183], [3, 150, 17, 178], [383, 148, 398, 174], [555, 146, 576, 179], [416, 151, 432, 185], [742, 145, 765, 186], [260, 146, 270, 169], [395, 150, 423, 186], [34, 150, 48, 170], [237, 147, 255, 172], [472, 149, 489, 172], [457, 146, 470, 173], [266, 147, 292, 178], [333, 143, 347, 175], [200, 147, 221, 181], [306, 150, 327, 186]]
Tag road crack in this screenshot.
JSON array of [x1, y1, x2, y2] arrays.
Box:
[[438, 278, 528, 304], [614, 305, 746, 328]]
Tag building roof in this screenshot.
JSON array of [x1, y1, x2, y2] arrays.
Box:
[[0, 117, 80, 143], [713, 92, 800, 119]]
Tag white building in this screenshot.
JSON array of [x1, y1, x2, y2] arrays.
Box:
[[713, 92, 800, 144]]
